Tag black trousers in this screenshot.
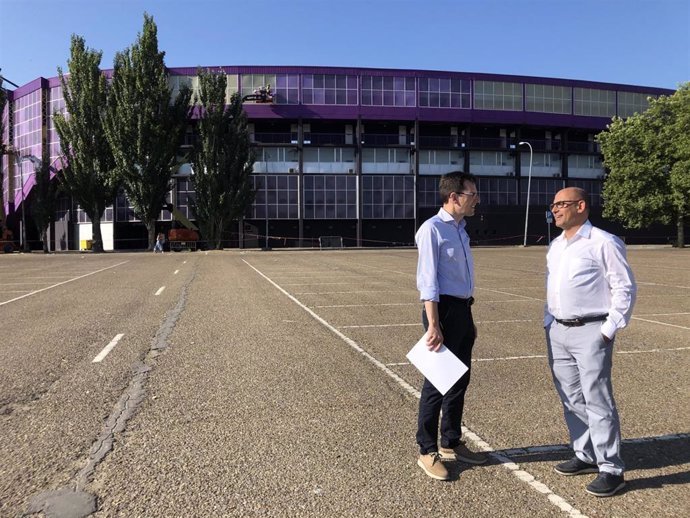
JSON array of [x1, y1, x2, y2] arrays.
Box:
[[416, 295, 476, 454]]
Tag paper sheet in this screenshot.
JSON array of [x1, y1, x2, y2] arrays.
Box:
[[406, 334, 469, 395]]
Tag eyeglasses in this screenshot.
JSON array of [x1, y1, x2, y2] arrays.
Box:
[[549, 200, 583, 211], [454, 191, 480, 199]]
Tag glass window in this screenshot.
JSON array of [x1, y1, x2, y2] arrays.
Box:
[[574, 88, 616, 117], [419, 76, 471, 109], [474, 81, 523, 111], [240, 73, 299, 104], [302, 74, 358, 105], [362, 75, 416, 107], [525, 84, 572, 114], [617, 91, 654, 118], [303, 174, 357, 219], [249, 174, 299, 219], [362, 175, 414, 219]]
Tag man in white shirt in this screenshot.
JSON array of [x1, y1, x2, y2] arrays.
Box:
[[545, 187, 636, 497]]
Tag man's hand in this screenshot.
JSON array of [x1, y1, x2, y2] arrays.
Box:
[[602, 334, 613, 344], [426, 324, 444, 352]]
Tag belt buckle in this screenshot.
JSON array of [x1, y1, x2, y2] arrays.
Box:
[[571, 318, 584, 327]]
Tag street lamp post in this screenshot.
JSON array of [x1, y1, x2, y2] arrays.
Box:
[[519, 141, 533, 247]]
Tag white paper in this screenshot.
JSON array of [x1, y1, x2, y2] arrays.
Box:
[[406, 334, 469, 395]]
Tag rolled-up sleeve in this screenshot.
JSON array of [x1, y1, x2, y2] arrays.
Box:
[[416, 224, 440, 302]]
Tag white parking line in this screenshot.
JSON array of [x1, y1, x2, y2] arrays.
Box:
[[477, 287, 544, 301], [638, 281, 690, 289], [296, 290, 412, 295], [243, 259, 588, 518], [635, 312, 690, 317], [385, 346, 690, 366], [631, 316, 690, 330], [155, 286, 166, 296], [340, 319, 538, 329], [92, 334, 125, 363], [174, 270, 179, 275], [340, 323, 420, 328], [0, 261, 129, 307], [314, 303, 419, 308]]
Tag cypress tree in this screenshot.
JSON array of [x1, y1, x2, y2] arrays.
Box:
[[104, 13, 191, 249], [53, 35, 116, 253], [192, 68, 255, 249], [28, 150, 61, 253]]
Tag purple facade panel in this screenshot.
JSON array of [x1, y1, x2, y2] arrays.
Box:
[[3, 65, 676, 237]]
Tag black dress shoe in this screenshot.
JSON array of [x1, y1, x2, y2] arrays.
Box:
[[554, 456, 599, 476], [586, 472, 626, 497]]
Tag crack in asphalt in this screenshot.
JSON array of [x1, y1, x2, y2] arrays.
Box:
[[23, 263, 198, 518]]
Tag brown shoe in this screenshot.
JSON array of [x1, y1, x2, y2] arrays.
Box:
[[417, 452, 450, 480], [439, 441, 488, 465]]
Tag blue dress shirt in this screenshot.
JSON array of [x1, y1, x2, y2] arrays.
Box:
[[416, 208, 475, 302]]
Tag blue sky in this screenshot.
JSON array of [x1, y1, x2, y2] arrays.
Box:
[[1, 0, 688, 90]]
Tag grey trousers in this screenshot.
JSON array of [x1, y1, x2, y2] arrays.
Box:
[[546, 320, 624, 475]]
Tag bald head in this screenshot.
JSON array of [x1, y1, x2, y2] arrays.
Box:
[[557, 187, 590, 212], [551, 187, 590, 236]]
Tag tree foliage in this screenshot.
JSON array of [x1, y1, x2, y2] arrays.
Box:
[[53, 35, 116, 253], [104, 13, 191, 249], [28, 150, 61, 253], [597, 83, 690, 247], [0, 85, 6, 155], [191, 68, 255, 249]]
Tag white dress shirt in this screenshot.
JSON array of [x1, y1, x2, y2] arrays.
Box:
[[544, 220, 636, 339], [416, 208, 474, 302]]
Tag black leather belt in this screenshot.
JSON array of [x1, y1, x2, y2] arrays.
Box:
[[440, 294, 474, 307], [555, 314, 608, 327]]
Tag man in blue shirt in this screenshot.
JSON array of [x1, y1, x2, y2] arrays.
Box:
[[415, 171, 487, 480]]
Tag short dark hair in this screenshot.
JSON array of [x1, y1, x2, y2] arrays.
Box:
[[439, 171, 477, 203]]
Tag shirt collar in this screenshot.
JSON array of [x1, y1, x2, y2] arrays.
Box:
[[437, 207, 466, 229], [554, 219, 592, 243]]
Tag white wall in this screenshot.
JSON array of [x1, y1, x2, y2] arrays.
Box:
[[78, 222, 114, 251]]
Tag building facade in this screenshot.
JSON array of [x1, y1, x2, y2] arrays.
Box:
[[1, 66, 674, 250]]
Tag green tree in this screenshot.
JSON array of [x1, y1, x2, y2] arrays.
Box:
[[597, 83, 690, 247], [53, 35, 116, 253], [0, 85, 7, 230], [104, 13, 191, 249], [192, 69, 255, 249], [0, 83, 6, 155], [28, 151, 61, 253]]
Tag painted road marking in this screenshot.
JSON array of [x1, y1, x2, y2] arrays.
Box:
[[631, 316, 690, 330], [174, 270, 179, 275], [295, 290, 412, 295], [638, 281, 690, 289], [155, 286, 166, 296], [0, 262, 130, 307], [340, 319, 537, 328], [314, 302, 419, 308], [243, 259, 588, 518], [384, 346, 690, 366], [92, 334, 125, 363]]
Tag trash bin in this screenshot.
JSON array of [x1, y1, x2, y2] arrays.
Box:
[[80, 239, 93, 250]]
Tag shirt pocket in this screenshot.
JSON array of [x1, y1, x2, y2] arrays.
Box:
[[568, 258, 598, 282], [445, 247, 456, 260]]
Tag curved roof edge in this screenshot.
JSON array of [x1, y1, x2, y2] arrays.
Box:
[[8, 65, 676, 98]]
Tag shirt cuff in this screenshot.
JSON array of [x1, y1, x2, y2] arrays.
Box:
[[419, 288, 439, 302], [600, 319, 617, 340]]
